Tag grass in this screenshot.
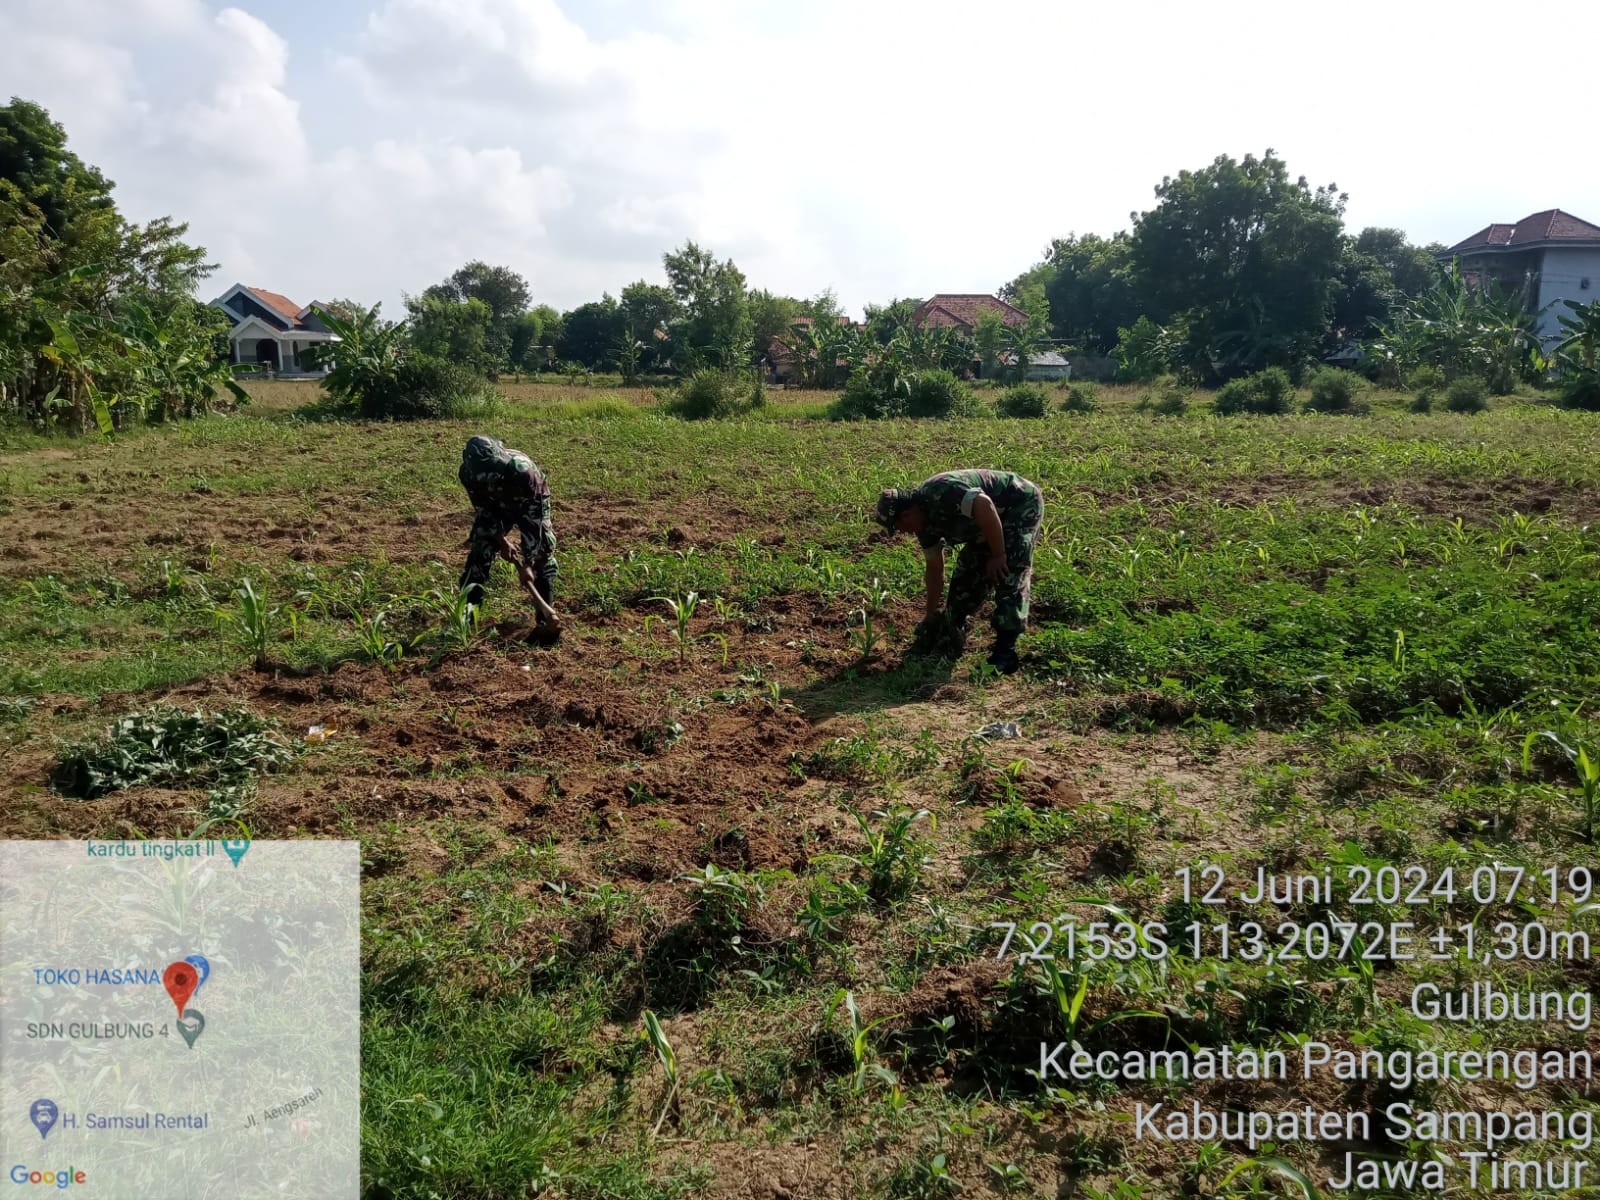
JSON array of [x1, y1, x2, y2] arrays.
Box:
[[3, 377, 1599, 1196]]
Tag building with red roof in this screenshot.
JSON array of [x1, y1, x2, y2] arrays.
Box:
[[1442, 209, 1600, 342], [209, 283, 340, 376]]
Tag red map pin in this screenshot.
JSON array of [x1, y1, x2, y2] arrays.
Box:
[[163, 961, 198, 1018]]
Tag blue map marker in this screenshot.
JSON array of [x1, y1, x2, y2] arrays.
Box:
[[30, 1099, 57, 1141], [185, 954, 210, 995], [222, 839, 250, 868]]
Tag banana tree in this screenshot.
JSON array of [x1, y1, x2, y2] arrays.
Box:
[[999, 321, 1045, 383], [308, 303, 407, 403], [781, 317, 850, 388], [114, 299, 251, 422], [1555, 299, 1600, 409]]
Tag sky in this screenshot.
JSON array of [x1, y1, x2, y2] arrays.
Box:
[[3, 0, 1598, 319]]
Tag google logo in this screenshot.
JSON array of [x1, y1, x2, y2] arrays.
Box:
[[8, 1165, 87, 1188]]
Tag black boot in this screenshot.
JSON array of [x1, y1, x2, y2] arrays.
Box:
[[987, 632, 1020, 675]]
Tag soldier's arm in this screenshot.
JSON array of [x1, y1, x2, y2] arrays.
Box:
[[973, 495, 1008, 580], [923, 547, 944, 620]]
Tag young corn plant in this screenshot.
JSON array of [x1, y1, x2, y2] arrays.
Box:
[[1523, 730, 1600, 842], [842, 805, 935, 904], [213, 578, 280, 669], [355, 608, 409, 670], [427, 586, 484, 653], [847, 577, 893, 663], [823, 988, 900, 1093], [645, 592, 728, 665], [640, 1010, 681, 1136]]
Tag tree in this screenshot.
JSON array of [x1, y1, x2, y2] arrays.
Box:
[[1128, 150, 1347, 377], [405, 293, 495, 375], [1352, 228, 1440, 299], [507, 311, 544, 373], [424, 261, 531, 323], [559, 296, 622, 369], [801, 288, 845, 325], [1367, 261, 1544, 391], [863, 297, 921, 345], [973, 309, 1006, 379], [0, 97, 114, 236], [1045, 235, 1140, 353], [748, 289, 804, 358], [423, 261, 531, 374], [1, 101, 220, 431], [620, 281, 681, 369], [662, 240, 752, 369]]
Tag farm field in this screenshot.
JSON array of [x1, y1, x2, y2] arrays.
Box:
[[3, 380, 1600, 1199]]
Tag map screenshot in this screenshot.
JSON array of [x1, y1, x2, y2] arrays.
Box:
[[1, 840, 359, 1196]]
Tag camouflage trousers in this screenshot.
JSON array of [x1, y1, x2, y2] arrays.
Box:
[[460, 501, 558, 606], [945, 482, 1042, 636]]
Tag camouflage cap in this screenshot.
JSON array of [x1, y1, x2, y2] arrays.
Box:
[[463, 435, 502, 466], [873, 487, 915, 529]]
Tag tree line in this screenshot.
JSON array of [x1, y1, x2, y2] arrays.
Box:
[[6, 96, 1597, 432]]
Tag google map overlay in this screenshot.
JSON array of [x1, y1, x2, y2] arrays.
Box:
[[0, 840, 358, 1197]]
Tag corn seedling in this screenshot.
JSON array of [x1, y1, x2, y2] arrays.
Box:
[[356, 608, 409, 669], [213, 578, 280, 668], [640, 1010, 681, 1135], [847, 605, 886, 662], [823, 988, 900, 1093], [1523, 730, 1600, 842], [1215, 1156, 1320, 1199], [846, 805, 935, 903], [426, 586, 484, 652], [645, 592, 728, 665]]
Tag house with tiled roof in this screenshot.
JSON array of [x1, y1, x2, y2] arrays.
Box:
[[1442, 209, 1600, 343], [209, 284, 340, 377], [910, 294, 1030, 333]]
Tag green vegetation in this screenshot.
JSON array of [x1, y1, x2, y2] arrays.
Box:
[[53, 706, 295, 800], [4, 385, 1599, 1195], [0, 99, 240, 432], [658, 367, 766, 420]]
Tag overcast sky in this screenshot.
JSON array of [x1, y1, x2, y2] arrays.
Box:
[[4, 0, 1597, 318]]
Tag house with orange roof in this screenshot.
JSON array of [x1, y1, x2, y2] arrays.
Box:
[[910, 294, 1029, 334], [1442, 209, 1600, 343], [209, 284, 340, 376]]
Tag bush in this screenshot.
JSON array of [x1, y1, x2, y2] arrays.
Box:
[[660, 368, 766, 420], [1115, 316, 1169, 383], [1559, 370, 1600, 411], [1137, 376, 1189, 416], [1213, 366, 1294, 416], [1406, 365, 1446, 394], [997, 382, 1050, 419], [1303, 367, 1367, 414], [358, 354, 501, 421], [53, 706, 295, 800], [1444, 375, 1489, 413], [1059, 382, 1099, 413], [830, 371, 904, 421], [907, 369, 982, 419], [1409, 390, 1433, 413], [834, 368, 983, 421]]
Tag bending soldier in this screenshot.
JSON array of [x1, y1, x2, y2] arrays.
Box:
[[457, 435, 559, 626], [873, 469, 1043, 674]]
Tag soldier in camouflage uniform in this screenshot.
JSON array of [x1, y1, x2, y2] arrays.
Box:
[[458, 435, 558, 619], [872, 469, 1043, 674]]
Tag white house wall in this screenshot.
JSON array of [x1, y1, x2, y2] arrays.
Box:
[[1538, 247, 1600, 340]]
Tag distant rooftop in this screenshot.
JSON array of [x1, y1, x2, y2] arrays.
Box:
[[1447, 209, 1600, 255]]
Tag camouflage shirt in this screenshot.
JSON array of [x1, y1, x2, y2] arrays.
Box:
[[458, 436, 549, 512], [911, 469, 1035, 552]]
